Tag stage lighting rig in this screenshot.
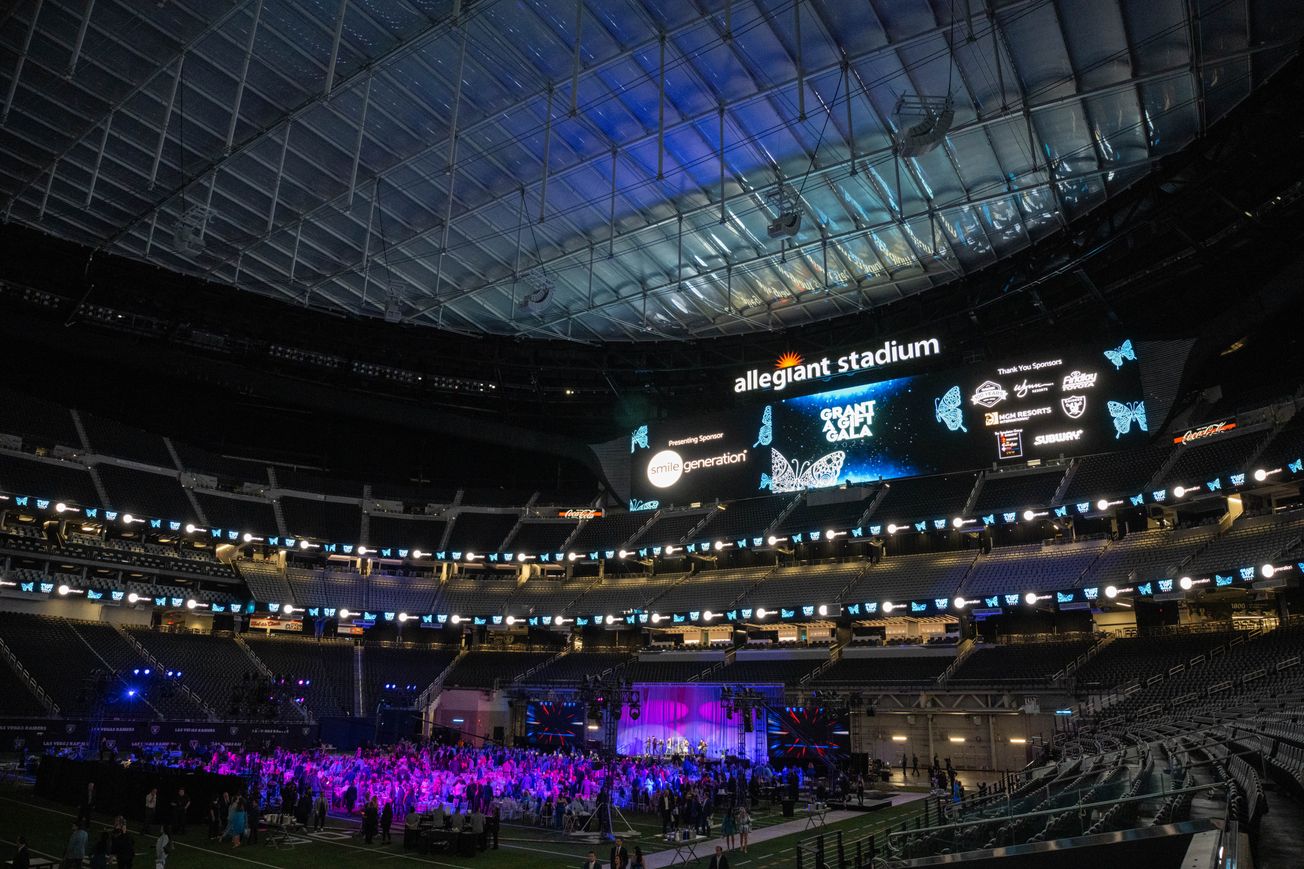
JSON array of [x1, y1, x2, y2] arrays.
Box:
[[893, 94, 955, 158], [765, 182, 802, 240]]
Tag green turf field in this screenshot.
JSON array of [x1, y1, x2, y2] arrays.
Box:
[[0, 781, 926, 869]]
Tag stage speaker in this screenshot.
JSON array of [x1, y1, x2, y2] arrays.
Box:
[[492, 726, 505, 746], [850, 752, 870, 775]]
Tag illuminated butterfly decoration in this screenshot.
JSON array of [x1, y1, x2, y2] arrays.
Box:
[[765, 448, 846, 493], [934, 386, 967, 432], [753, 405, 773, 448], [1106, 400, 1148, 438], [629, 498, 660, 511], [1103, 339, 1135, 369], [630, 425, 649, 453]]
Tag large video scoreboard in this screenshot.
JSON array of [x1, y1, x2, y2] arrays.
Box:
[[629, 338, 1147, 508]]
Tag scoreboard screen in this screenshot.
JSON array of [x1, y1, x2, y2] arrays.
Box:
[[630, 339, 1147, 508]]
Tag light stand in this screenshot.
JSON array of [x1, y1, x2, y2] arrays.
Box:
[[720, 686, 766, 760]]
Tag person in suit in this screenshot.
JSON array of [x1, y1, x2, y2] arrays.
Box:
[[608, 837, 628, 869], [658, 789, 673, 833], [172, 788, 190, 835], [580, 850, 599, 869], [380, 802, 393, 844], [362, 798, 379, 845], [313, 792, 328, 832], [707, 845, 730, 869], [12, 836, 31, 869]]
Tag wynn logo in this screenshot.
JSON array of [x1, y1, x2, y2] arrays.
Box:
[[970, 380, 1008, 408], [1013, 379, 1053, 398], [1061, 370, 1098, 390], [1061, 395, 1087, 419]]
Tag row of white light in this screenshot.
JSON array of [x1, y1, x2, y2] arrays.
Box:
[[29, 462, 1295, 568]]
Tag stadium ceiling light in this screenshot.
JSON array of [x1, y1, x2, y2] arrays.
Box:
[[618, 549, 629, 559], [1022, 510, 1036, 522], [825, 529, 837, 541], [1024, 592, 1038, 606], [1179, 576, 1194, 591], [283, 603, 296, 615], [186, 599, 198, 610], [951, 517, 964, 529], [886, 524, 898, 535], [651, 613, 663, 624], [766, 535, 779, 546], [451, 614, 462, 624], [1261, 563, 1276, 578], [517, 553, 529, 562], [299, 540, 311, 550], [948, 736, 965, 743], [55, 502, 68, 513], [664, 545, 677, 555], [398, 613, 409, 622], [882, 602, 895, 613], [605, 615, 615, 625], [357, 546, 368, 555], [755, 608, 768, 619], [1009, 737, 1027, 744], [1172, 486, 1187, 499], [1104, 585, 1118, 599], [412, 549, 425, 559], [567, 552, 579, 562], [1254, 468, 1268, 482], [339, 608, 351, 619], [242, 532, 255, 543], [891, 735, 908, 742], [1095, 499, 1111, 512], [505, 615, 516, 625], [817, 604, 828, 617], [184, 523, 197, 534], [703, 610, 714, 622], [953, 597, 966, 610], [714, 540, 725, 551], [122, 513, 135, 524], [57, 584, 69, 596], [127, 592, 140, 604]]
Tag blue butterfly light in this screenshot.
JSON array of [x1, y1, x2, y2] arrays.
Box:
[[934, 385, 967, 432], [1103, 339, 1135, 369], [1107, 400, 1147, 438], [630, 425, 649, 453], [753, 405, 773, 448]]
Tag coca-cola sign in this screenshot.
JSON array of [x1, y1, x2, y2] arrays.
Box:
[[557, 508, 603, 519], [1173, 420, 1236, 445]]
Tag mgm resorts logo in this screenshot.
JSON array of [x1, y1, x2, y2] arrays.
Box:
[[733, 338, 941, 394]]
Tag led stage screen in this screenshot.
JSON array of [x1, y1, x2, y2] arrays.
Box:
[[630, 340, 1147, 508], [766, 706, 851, 764], [523, 701, 586, 748]]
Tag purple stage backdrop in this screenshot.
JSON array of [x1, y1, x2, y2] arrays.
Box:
[[616, 683, 782, 760]]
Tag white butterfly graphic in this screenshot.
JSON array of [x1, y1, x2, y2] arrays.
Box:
[[764, 447, 846, 493], [1103, 339, 1135, 369]]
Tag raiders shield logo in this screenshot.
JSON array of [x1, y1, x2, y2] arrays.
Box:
[[150, 725, 161, 735], [65, 724, 76, 734], [229, 725, 239, 735], [1061, 395, 1087, 419]]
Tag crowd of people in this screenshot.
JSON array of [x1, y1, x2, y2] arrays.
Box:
[[11, 740, 886, 868]]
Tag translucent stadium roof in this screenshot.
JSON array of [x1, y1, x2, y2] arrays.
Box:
[[0, 0, 1300, 341]]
